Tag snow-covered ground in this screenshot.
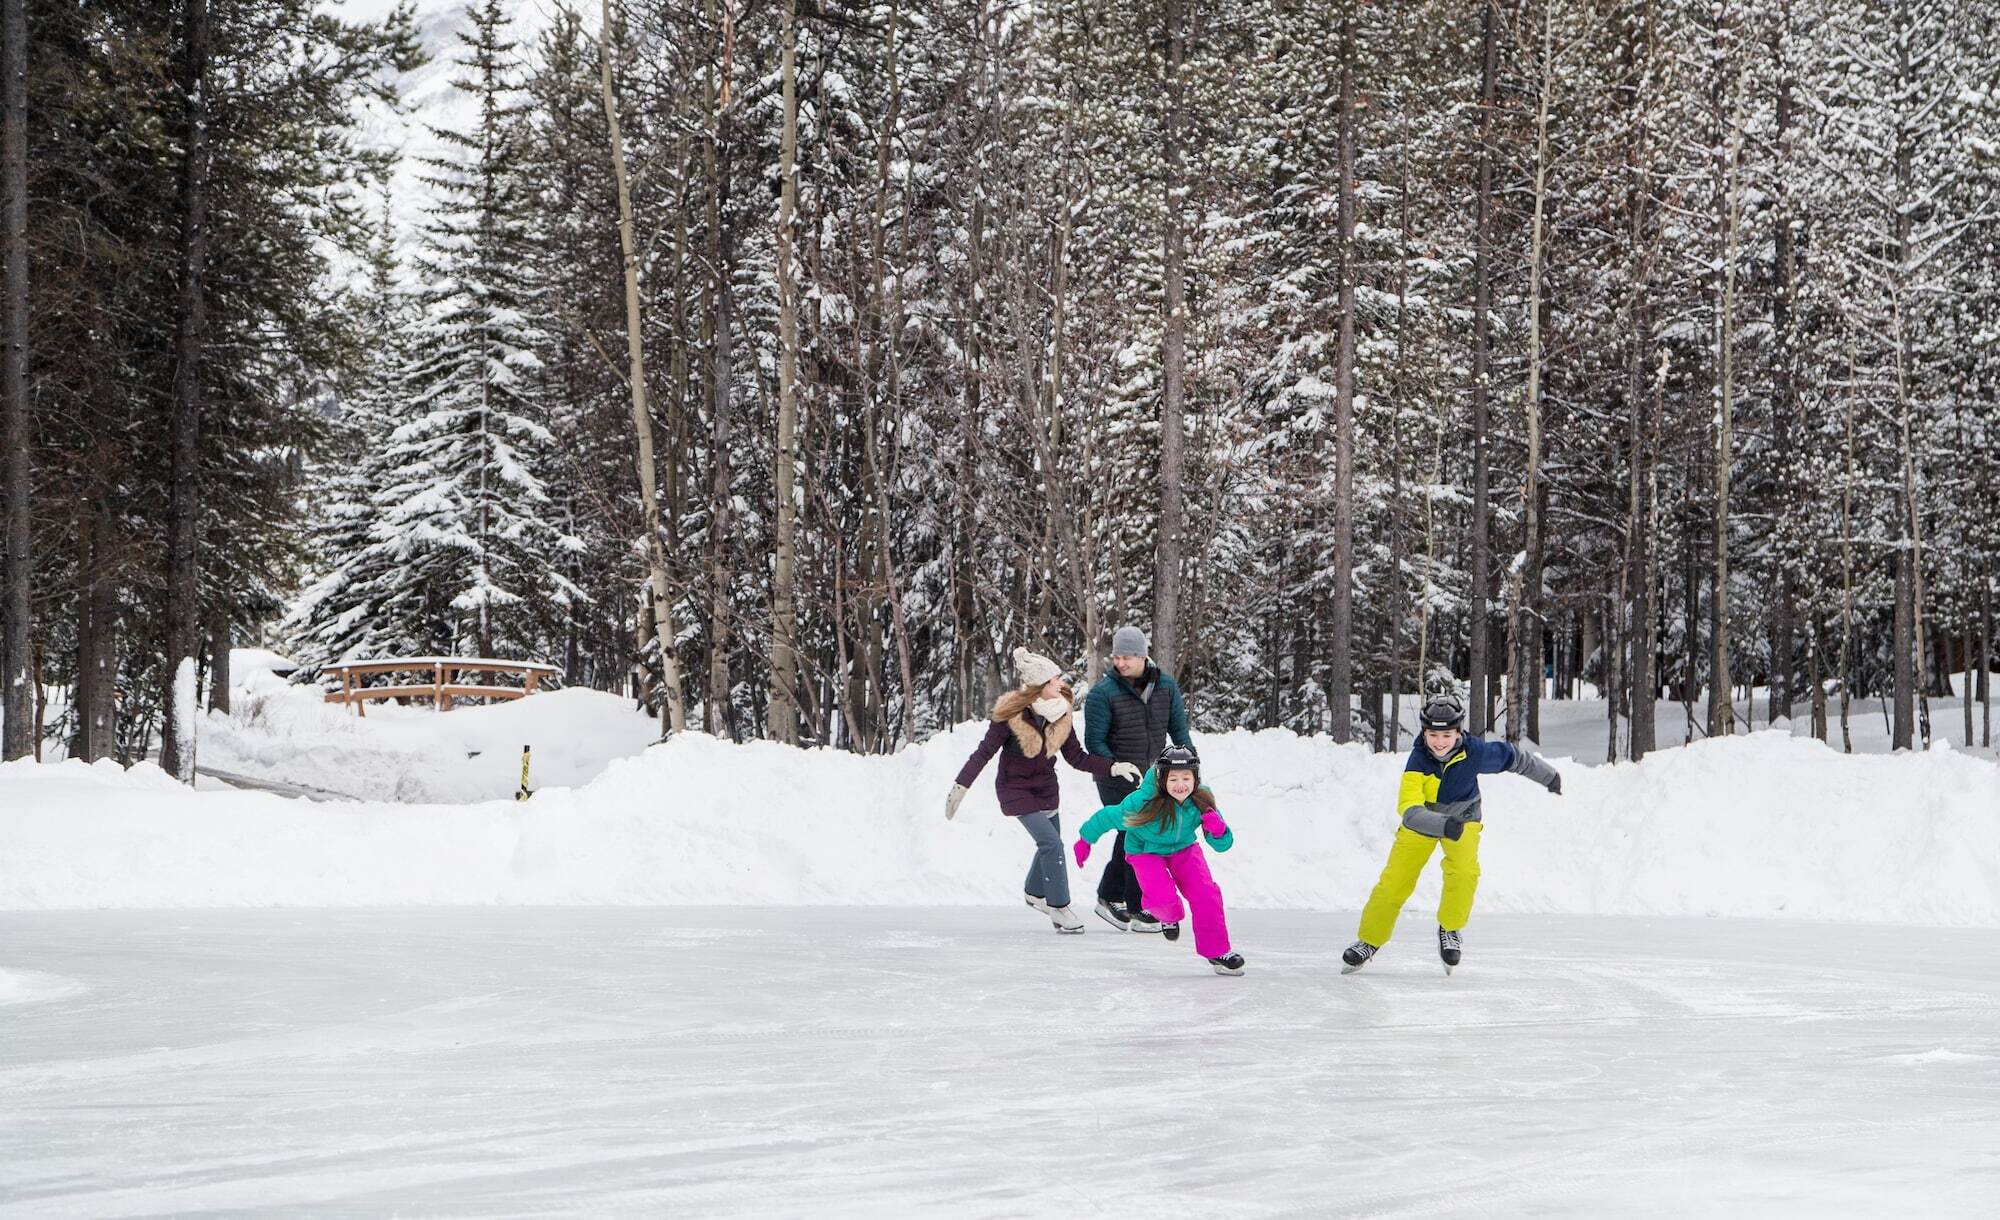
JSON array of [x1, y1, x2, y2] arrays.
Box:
[[7, 702, 2000, 921], [4, 908, 1997, 1217]]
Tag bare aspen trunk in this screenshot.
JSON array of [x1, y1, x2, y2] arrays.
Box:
[[701, 0, 734, 738], [1468, 0, 1499, 735], [1768, 0, 1797, 728], [0, 0, 30, 761], [1839, 343, 1857, 753], [1706, 4, 1742, 740], [1152, 0, 1188, 677], [161, 0, 211, 784], [862, 0, 916, 745], [1624, 0, 1659, 761], [1388, 112, 1413, 752], [1507, 2, 1552, 745], [1981, 564, 1991, 748], [768, 0, 803, 743], [952, 191, 983, 722], [1329, 5, 1357, 743], [600, 0, 686, 733]]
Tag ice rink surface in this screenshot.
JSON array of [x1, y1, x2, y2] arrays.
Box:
[[4, 908, 1998, 1218]]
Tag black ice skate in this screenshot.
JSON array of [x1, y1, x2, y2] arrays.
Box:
[[1208, 953, 1246, 976], [1340, 941, 1377, 974], [1094, 900, 1136, 931], [1159, 922, 1182, 942], [1438, 926, 1462, 973]]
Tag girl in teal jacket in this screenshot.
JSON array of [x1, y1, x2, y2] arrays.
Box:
[[1073, 745, 1244, 975]]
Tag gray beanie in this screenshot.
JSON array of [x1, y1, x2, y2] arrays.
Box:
[[1110, 625, 1149, 658]]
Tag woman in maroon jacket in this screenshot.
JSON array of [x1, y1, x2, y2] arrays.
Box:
[[947, 648, 1142, 932]]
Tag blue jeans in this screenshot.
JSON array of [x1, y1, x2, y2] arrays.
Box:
[[1017, 810, 1069, 908]]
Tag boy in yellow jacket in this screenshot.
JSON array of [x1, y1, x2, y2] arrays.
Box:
[[1342, 693, 1562, 974]]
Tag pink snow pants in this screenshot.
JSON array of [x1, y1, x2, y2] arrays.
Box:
[[1127, 844, 1231, 959]]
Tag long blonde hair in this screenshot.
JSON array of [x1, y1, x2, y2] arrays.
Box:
[[990, 680, 1074, 723]]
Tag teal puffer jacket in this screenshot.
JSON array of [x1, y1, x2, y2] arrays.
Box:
[[1077, 771, 1234, 856]]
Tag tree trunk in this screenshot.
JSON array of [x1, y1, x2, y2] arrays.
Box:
[[1888, 2, 1925, 751], [1981, 562, 1991, 748], [1706, 2, 1741, 741], [73, 513, 111, 763], [703, 0, 734, 738], [1624, 0, 1659, 760], [1468, 0, 1499, 736], [1152, 0, 1188, 678], [0, 0, 31, 761], [1839, 344, 1858, 753], [1328, 5, 1357, 744], [600, 0, 686, 734], [1770, 0, 1798, 728], [161, 0, 211, 784], [207, 610, 229, 715], [867, 0, 915, 746], [768, 0, 803, 743], [1893, 550, 1913, 749], [1508, 1, 1552, 745]]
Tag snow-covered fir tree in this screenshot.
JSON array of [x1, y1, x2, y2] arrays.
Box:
[[294, 0, 581, 664]]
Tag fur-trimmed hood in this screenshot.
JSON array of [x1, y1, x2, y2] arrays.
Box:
[[990, 687, 1074, 758]]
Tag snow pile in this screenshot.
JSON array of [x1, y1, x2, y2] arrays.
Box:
[[202, 653, 660, 802], [0, 966, 85, 1007], [4, 723, 1999, 924]]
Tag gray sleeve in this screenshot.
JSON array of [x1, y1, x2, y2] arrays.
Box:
[[1507, 748, 1560, 790], [1401, 798, 1480, 837]]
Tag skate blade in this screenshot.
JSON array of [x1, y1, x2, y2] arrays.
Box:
[[1442, 963, 1455, 975], [1340, 963, 1366, 974], [1094, 909, 1134, 932], [1211, 964, 1245, 976], [1055, 925, 1086, 935]]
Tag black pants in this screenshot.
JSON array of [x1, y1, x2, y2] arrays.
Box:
[[1093, 774, 1145, 910]]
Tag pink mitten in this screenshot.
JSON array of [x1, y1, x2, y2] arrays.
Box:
[[1073, 839, 1092, 867], [1201, 809, 1229, 838]]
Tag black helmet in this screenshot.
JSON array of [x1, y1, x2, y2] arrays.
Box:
[[1155, 743, 1200, 774], [1417, 693, 1465, 731]]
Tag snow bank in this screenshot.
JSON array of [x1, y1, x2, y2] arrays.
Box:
[[0, 966, 85, 1007], [203, 654, 660, 802], [4, 724, 1999, 925]]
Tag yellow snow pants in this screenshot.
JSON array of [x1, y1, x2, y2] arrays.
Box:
[[1357, 821, 1483, 947]]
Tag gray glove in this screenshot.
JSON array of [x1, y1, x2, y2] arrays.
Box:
[[1402, 798, 1479, 841], [1109, 761, 1142, 783], [1507, 748, 1562, 794], [945, 784, 968, 820]]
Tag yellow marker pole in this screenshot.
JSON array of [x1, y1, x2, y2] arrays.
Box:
[[516, 744, 533, 801]]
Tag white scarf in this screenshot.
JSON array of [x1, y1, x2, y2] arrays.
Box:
[[1032, 695, 1071, 723]]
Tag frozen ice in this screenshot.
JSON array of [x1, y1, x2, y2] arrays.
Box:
[[4, 908, 1998, 1217]]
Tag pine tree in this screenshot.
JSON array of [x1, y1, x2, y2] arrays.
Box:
[[382, 0, 575, 660]]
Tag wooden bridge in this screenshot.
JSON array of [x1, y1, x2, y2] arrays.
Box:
[[322, 657, 559, 715]]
